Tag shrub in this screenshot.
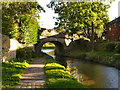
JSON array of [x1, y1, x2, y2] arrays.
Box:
[[105, 42, 116, 52], [115, 42, 120, 53], [45, 63, 65, 70], [16, 47, 33, 59], [45, 69, 74, 79]]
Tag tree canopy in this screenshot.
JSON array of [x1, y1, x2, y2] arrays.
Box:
[[2, 1, 44, 44], [47, 1, 111, 42]]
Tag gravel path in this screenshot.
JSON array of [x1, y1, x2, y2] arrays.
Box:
[[16, 57, 47, 88]]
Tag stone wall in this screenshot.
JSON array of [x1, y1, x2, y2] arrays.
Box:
[[2, 35, 10, 62], [65, 39, 108, 53], [65, 39, 92, 53], [2, 34, 34, 62]]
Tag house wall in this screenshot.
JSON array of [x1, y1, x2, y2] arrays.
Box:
[[106, 21, 120, 41]]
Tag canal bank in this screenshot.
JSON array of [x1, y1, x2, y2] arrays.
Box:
[[44, 57, 86, 88], [42, 48, 120, 88], [64, 51, 120, 70]]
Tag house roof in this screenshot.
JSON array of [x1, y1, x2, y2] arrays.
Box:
[[109, 16, 120, 24], [107, 16, 120, 27]]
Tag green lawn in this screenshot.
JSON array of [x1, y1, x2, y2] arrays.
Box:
[[44, 57, 86, 88]]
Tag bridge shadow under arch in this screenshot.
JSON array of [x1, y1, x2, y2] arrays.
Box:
[[34, 41, 65, 57]]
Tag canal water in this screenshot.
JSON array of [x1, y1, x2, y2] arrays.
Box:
[[41, 49, 120, 88]]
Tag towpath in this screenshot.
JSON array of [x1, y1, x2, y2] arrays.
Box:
[[16, 57, 47, 88]]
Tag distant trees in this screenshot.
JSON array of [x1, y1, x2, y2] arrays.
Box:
[[2, 2, 44, 44]]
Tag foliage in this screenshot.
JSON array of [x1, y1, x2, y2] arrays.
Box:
[[42, 47, 55, 49], [46, 78, 86, 88], [2, 59, 30, 88], [45, 57, 86, 88], [17, 15, 39, 44], [47, 2, 111, 42], [115, 42, 120, 53], [45, 63, 65, 70], [68, 51, 87, 57], [45, 69, 74, 79], [2, 2, 44, 44], [43, 42, 55, 47], [16, 47, 33, 59], [105, 42, 116, 52]]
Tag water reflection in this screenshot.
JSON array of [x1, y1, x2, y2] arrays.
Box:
[[41, 49, 55, 58], [68, 59, 119, 88], [41, 49, 119, 88]]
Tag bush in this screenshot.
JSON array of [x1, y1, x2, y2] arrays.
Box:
[[105, 42, 116, 52], [16, 47, 33, 59], [115, 43, 120, 53], [45, 63, 65, 70], [45, 69, 74, 79]]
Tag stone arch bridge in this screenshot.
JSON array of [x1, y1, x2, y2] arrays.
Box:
[[34, 33, 68, 56]]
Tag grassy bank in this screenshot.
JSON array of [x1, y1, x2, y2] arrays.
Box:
[[66, 51, 120, 69], [2, 47, 40, 88], [44, 57, 86, 88], [2, 57, 40, 88]]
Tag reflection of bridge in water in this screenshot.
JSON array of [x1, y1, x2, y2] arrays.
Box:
[[34, 33, 71, 56]]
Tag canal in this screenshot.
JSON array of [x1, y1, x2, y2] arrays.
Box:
[[41, 49, 120, 88]]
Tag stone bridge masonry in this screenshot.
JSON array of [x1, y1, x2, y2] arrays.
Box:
[[34, 33, 70, 56]]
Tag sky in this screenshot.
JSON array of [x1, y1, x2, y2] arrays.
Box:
[[37, 0, 120, 29]]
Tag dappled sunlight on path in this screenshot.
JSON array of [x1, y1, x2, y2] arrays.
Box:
[[16, 57, 47, 88]]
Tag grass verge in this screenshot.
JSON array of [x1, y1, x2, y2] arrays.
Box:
[[68, 50, 120, 58], [44, 57, 86, 88], [2, 57, 37, 88]]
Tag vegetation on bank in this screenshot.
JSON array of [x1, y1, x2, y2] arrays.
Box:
[[2, 47, 39, 88], [42, 47, 55, 49], [65, 41, 120, 69], [2, 59, 29, 88], [42, 42, 55, 49], [44, 57, 86, 88], [66, 51, 120, 69], [68, 51, 120, 57]]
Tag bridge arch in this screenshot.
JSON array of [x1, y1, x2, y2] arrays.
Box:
[[34, 39, 65, 56]]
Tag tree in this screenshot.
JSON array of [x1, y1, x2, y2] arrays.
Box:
[[47, 1, 111, 51], [17, 15, 39, 44], [48, 2, 111, 39], [2, 1, 45, 44]]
